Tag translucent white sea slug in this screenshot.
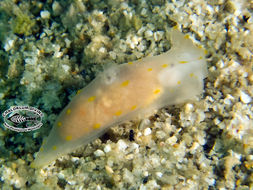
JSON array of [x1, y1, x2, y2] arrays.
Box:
[[31, 28, 207, 168]]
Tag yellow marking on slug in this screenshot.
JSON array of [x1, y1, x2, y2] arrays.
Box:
[[147, 68, 152, 71], [121, 80, 129, 87], [162, 64, 168, 68], [177, 81, 181, 85], [189, 73, 194, 78], [115, 110, 122, 116], [198, 56, 203, 60], [131, 105, 137, 110], [154, 89, 161, 94], [184, 34, 190, 39], [40, 147, 44, 152], [88, 96, 96, 102], [179, 60, 188, 64], [93, 123, 101, 129], [57, 122, 62, 127], [172, 25, 179, 30], [243, 143, 249, 149], [52, 146, 57, 150], [66, 109, 71, 115], [128, 62, 133, 65], [196, 44, 202, 49], [65, 136, 72, 141]]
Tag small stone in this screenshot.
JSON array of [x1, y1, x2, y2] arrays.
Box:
[[98, 47, 106, 53], [105, 165, 114, 174], [156, 130, 166, 139], [121, 2, 128, 9], [240, 90, 251, 104], [52, 1, 62, 15], [224, 98, 232, 105], [133, 15, 142, 30], [109, 51, 117, 60], [64, 38, 71, 48], [68, 180, 76, 185], [57, 172, 65, 179], [54, 51, 63, 58], [140, 8, 148, 17], [104, 144, 111, 153], [145, 30, 153, 38], [94, 149, 105, 157], [185, 103, 194, 113], [214, 117, 221, 125], [156, 172, 163, 178], [153, 31, 164, 41], [205, 178, 215, 186], [117, 140, 128, 151], [165, 136, 177, 145], [190, 142, 200, 154], [40, 10, 51, 19], [4, 39, 15, 51], [130, 142, 139, 150], [143, 171, 149, 177], [62, 65, 70, 72], [143, 128, 152, 136], [71, 157, 79, 163]]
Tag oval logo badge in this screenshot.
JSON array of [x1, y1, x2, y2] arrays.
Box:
[[2, 106, 43, 132]]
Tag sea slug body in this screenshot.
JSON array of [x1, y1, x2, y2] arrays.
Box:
[[32, 28, 207, 168]]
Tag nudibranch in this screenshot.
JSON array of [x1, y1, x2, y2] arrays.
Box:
[[32, 28, 207, 168]]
